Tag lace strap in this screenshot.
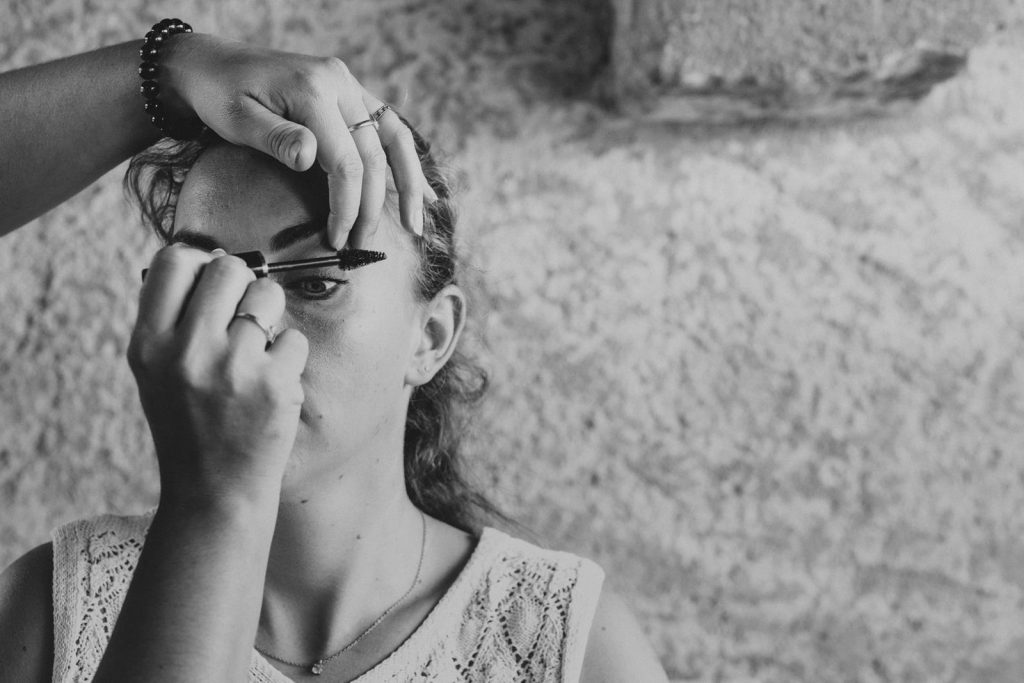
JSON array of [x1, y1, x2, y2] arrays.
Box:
[[50, 511, 154, 682]]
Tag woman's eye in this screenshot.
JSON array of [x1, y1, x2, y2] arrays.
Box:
[[286, 277, 347, 300]]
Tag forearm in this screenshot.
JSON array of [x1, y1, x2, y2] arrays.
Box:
[[0, 40, 159, 235], [93, 493, 278, 683]]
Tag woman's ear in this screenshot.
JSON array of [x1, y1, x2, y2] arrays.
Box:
[[406, 284, 466, 387]]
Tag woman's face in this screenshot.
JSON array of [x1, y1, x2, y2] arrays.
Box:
[[171, 143, 424, 483]]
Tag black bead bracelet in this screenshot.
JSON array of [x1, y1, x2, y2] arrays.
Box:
[[138, 18, 206, 140]]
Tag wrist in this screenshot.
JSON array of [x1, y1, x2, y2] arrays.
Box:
[[159, 479, 281, 526], [154, 32, 196, 122], [137, 20, 206, 140]]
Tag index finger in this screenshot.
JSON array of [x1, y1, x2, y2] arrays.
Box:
[[136, 244, 214, 334], [371, 105, 430, 239], [302, 102, 363, 249]]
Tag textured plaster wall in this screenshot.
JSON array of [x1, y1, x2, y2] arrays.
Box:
[[607, 0, 1021, 119], [2, 1, 1024, 682], [611, 0, 1012, 84]]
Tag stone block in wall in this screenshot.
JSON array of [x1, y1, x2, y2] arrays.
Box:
[[604, 0, 1021, 122]]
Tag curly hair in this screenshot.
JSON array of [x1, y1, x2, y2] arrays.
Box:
[[123, 125, 512, 536]]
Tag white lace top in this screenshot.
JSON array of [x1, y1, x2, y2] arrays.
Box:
[[50, 511, 605, 682]]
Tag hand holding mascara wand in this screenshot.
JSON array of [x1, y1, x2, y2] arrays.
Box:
[[141, 249, 387, 282]]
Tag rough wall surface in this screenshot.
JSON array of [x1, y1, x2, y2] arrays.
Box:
[[608, 0, 1022, 120], [1, 1, 1023, 681]]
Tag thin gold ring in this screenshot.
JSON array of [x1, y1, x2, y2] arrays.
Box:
[[347, 118, 380, 133]]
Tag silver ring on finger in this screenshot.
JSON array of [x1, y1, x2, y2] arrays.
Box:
[[370, 105, 406, 142], [232, 311, 280, 345], [370, 104, 392, 122], [347, 118, 380, 133]]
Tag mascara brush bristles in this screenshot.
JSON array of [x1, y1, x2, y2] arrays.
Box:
[[262, 249, 387, 275], [336, 249, 387, 270]]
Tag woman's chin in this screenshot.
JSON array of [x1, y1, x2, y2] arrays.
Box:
[[278, 452, 341, 501], [281, 426, 355, 490]]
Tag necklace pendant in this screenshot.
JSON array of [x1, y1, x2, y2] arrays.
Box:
[[311, 660, 324, 675]]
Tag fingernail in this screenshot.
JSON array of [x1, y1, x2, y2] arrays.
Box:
[[327, 219, 345, 250], [424, 184, 439, 204], [289, 140, 303, 169], [414, 210, 424, 237], [211, 248, 227, 257]]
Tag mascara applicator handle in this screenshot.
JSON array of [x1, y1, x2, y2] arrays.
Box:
[[235, 251, 270, 278], [140, 250, 271, 282]]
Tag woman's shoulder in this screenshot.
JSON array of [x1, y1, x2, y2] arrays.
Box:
[[456, 526, 607, 679], [0, 542, 54, 683], [48, 509, 156, 681], [51, 508, 155, 547], [0, 510, 155, 683], [475, 528, 602, 573], [471, 528, 606, 610], [580, 586, 671, 682], [472, 528, 669, 682], [49, 509, 156, 608], [50, 509, 154, 590]]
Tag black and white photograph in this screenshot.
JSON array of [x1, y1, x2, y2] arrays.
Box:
[[0, 2, 1021, 681]]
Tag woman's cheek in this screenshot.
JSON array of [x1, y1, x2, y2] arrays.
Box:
[[282, 302, 344, 342]]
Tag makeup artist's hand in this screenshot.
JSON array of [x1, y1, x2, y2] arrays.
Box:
[[159, 33, 435, 249], [128, 245, 308, 505]]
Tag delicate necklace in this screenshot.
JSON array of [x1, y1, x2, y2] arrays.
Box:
[[254, 509, 427, 676]]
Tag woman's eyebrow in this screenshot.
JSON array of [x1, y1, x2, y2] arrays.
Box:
[[269, 219, 324, 252], [169, 220, 324, 254], [170, 229, 223, 252]]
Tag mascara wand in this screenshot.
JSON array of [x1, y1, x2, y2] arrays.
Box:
[[141, 249, 387, 282]]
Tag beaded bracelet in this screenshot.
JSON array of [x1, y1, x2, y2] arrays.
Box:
[[138, 18, 206, 140]]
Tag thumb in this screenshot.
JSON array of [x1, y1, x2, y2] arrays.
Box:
[[232, 101, 318, 172]]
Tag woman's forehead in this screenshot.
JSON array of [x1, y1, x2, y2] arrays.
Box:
[[174, 143, 404, 256], [174, 145, 320, 246]]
